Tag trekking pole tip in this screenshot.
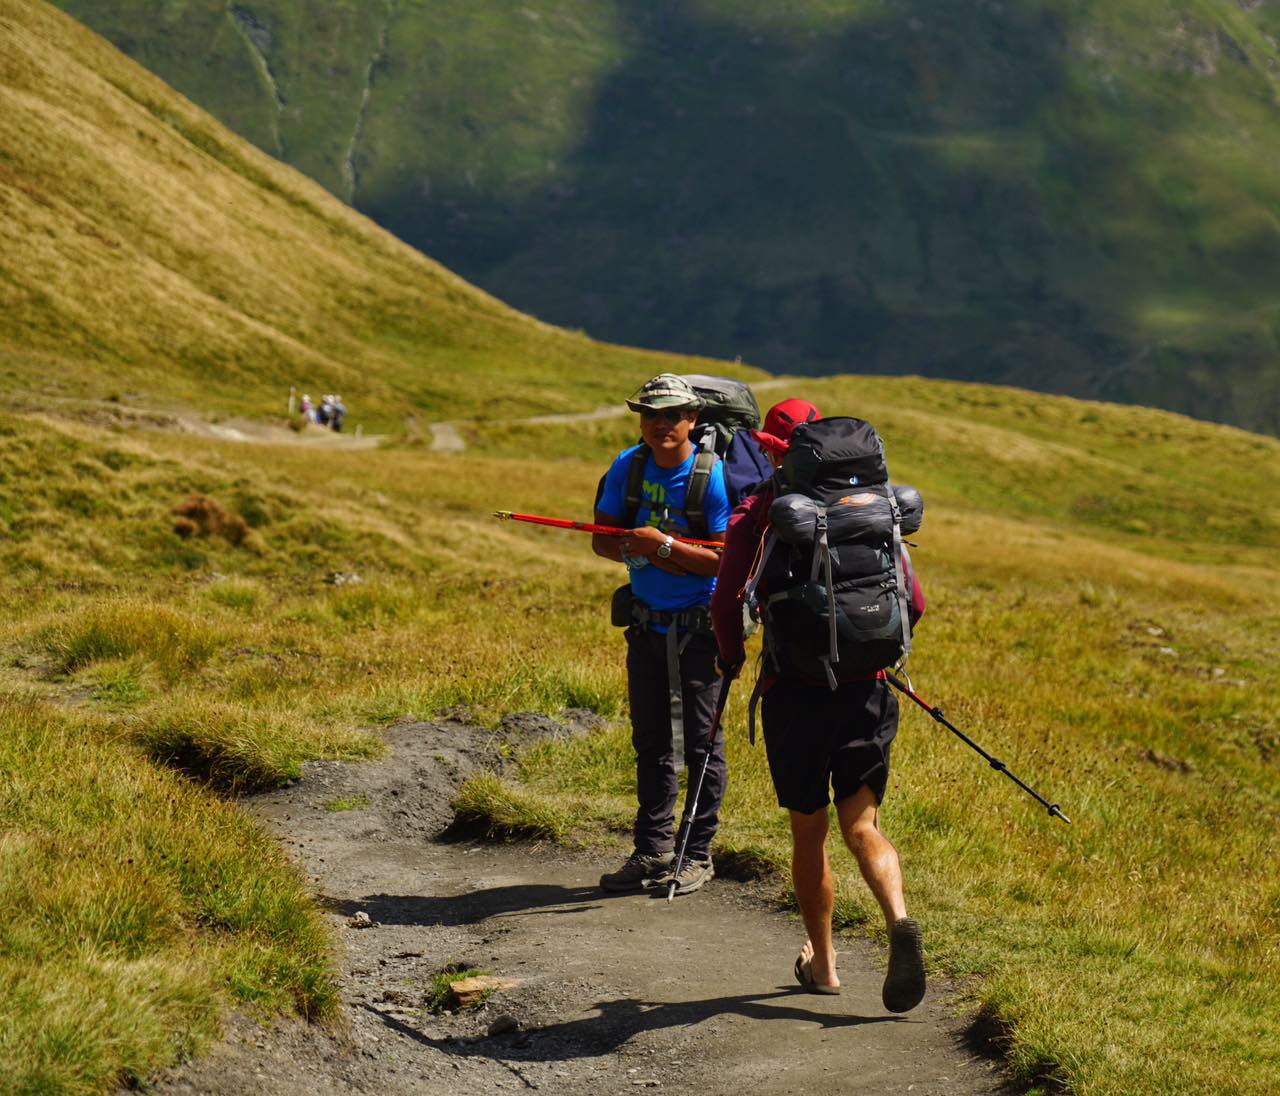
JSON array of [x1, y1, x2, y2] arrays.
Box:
[[1049, 804, 1072, 825], [493, 510, 512, 520], [665, 881, 676, 904]]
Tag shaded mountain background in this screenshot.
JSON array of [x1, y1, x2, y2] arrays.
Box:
[[49, 0, 1280, 434], [1, 5, 1279, 1093], [1, 0, 751, 429]]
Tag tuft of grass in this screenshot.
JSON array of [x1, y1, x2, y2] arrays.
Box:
[[451, 774, 573, 843], [89, 660, 150, 708], [0, 694, 337, 1094], [45, 600, 225, 682], [171, 495, 259, 551], [426, 965, 492, 1014], [323, 794, 368, 813], [204, 579, 262, 612], [130, 701, 381, 794]]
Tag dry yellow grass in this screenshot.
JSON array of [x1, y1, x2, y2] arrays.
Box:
[[0, 375, 1277, 1092], [0, 0, 757, 428]]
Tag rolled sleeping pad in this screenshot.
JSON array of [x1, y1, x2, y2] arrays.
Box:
[[768, 492, 821, 544], [893, 484, 924, 535], [769, 485, 924, 545]]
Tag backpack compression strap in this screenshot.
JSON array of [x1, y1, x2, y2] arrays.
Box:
[[885, 483, 913, 661], [810, 506, 839, 690], [742, 529, 779, 746]]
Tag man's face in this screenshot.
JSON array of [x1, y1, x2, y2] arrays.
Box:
[[638, 406, 697, 453]]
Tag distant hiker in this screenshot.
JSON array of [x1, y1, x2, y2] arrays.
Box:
[[317, 395, 333, 427], [330, 394, 346, 432], [710, 399, 929, 1011], [300, 393, 315, 423], [593, 374, 730, 896]]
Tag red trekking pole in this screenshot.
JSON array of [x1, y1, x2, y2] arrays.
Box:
[[883, 670, 1071, 824], [493, 510, 724, 550]]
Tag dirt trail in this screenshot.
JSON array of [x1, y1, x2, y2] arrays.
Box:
[[156, 715, 1010, 1096], [427, 378, 794, 452]]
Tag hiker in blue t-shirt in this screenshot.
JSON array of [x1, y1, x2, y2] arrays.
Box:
[[593, 374, 731, 897]]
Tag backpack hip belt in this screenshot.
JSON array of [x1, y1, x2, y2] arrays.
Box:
[[630, 600, 712, 764]]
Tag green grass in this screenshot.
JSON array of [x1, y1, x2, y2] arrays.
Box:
[[426, 966, 493, 1014], [2, 6, 1278, 1089], [454, 377, 1280, 1094], [323, 794, 368, 813], [50, 0, 1280, 433], [0, 0, 759, 431], [0, 693, 337, 1095], [2, 379, 1275, 1091]]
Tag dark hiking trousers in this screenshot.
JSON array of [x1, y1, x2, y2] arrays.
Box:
[[625, 625, 726, 861]]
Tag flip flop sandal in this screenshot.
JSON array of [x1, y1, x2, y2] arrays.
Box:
[[882, 917, 926, 1012], [794, 955, 841, 995]]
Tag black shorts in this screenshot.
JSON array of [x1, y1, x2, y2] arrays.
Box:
[[760, 677, 898, 814]]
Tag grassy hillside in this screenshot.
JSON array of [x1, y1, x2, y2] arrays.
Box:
[[3, 3, 1279, 1093], [464, 376, 1280, 1094], [0, 0, 756, 430], [0, 379, 1276, 1094], [51, 0, 1280, 434]]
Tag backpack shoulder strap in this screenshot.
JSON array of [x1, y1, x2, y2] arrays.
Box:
[[623, 446, 649, 527], [683, 450, 717, 539]]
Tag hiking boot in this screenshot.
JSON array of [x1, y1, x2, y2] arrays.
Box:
[[660, 857, 715, 896], [882, 917, 926, 1013], [599, 851, 674, 892]]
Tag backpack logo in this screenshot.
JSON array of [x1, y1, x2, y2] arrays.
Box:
[[838, 493, 878, 508], [848, 476, 860, 485]]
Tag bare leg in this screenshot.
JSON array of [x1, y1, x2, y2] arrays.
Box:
[[835, 784, 907, 932], [789, 808, 839, 989]]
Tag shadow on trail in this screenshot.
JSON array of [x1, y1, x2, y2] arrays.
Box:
[[331, 882, 652, 928], [363, 989, 907, 1064]]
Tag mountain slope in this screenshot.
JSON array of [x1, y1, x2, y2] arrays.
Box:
[[0, 0, 753, 429], [50, 0, 1280, 433]]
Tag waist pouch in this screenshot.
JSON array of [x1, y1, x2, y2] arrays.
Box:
[[610, 584, 634, 627]]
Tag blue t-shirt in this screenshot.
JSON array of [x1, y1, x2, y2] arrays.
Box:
[[598, 445, 731, 612]]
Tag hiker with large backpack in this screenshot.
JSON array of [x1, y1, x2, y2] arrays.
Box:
[[593, 373, 765, 897], [709, 399, 929, 1011]]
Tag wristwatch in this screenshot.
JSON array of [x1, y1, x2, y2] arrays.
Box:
[[656, 535, 674, 559]]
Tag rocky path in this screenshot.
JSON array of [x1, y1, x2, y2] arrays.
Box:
[[155, 715, 1011, 1095]]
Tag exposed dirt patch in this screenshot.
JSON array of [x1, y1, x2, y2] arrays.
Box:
[[154, 716, 1014, 1095]]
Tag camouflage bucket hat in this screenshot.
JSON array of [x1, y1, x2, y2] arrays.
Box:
[[625, 373, 703, 413]]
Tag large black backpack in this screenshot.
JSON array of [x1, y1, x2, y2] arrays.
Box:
[[617, 375, 771, 535], [748, 417, 923, 686]]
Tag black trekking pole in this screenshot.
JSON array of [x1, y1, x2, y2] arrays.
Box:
[[882, 670, 1071, 825], [667, 673, 734, 903]]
